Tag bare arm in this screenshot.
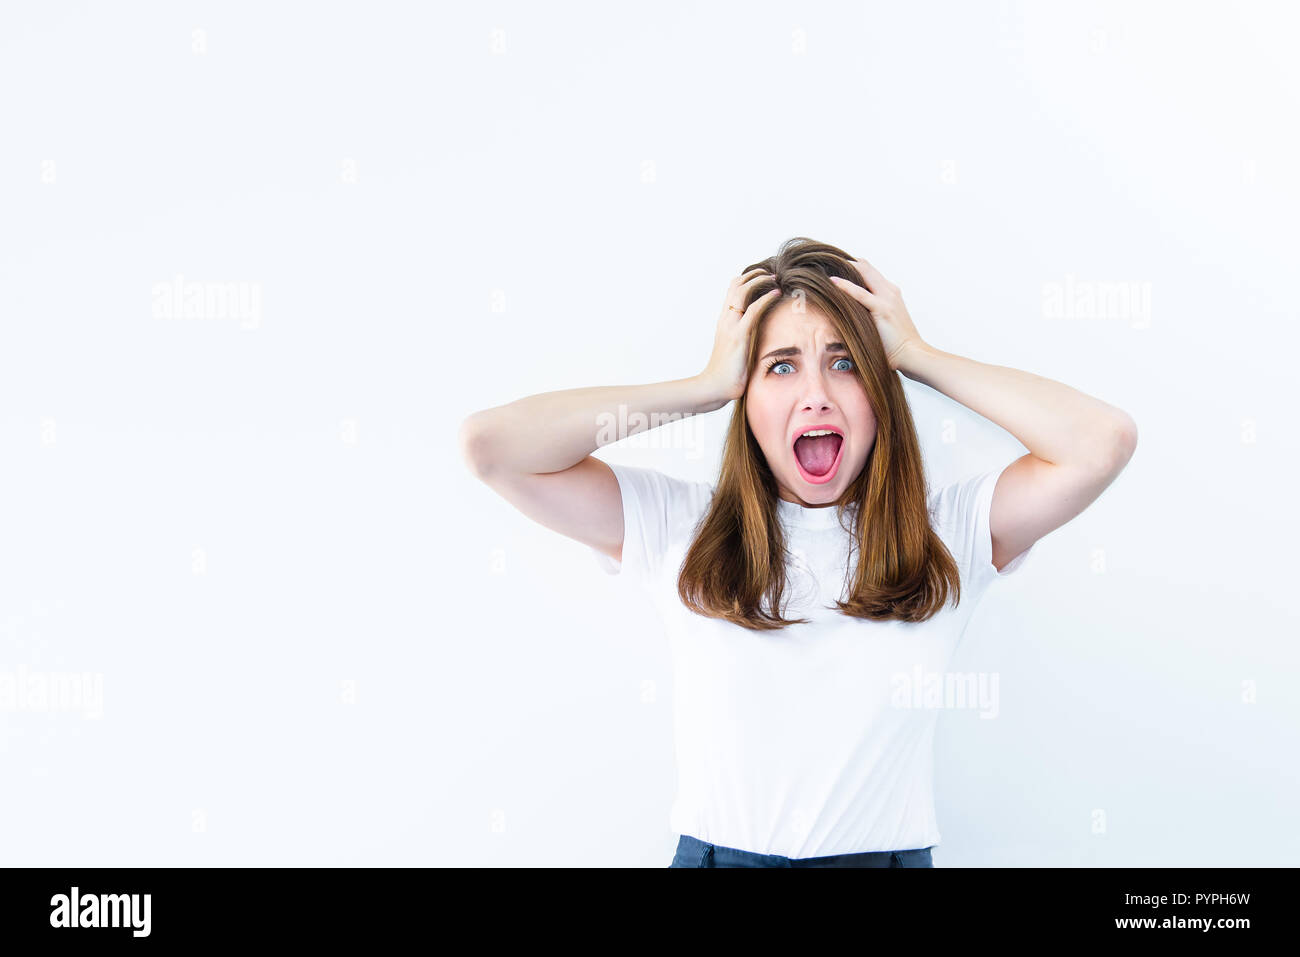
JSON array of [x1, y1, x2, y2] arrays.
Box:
[[458, 376, 726, 479], [458, 269, 779, 563], [898, 341, 1137, 570], [832, 258, 1137, 572], [457, 378, 725, 564]]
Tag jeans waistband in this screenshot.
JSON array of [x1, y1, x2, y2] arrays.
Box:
[[673, 833, 935, 868]]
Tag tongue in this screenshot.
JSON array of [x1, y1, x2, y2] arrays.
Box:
[[794, 434, 842, 476]]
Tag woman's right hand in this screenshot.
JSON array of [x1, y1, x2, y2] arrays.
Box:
[[698, 268, 782, 403]]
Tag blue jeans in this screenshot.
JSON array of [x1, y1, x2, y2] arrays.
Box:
[[669, 833, 935, 868]]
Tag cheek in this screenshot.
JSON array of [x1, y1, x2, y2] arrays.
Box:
[[745, 393, 783, 449], [840, 389, 876, 434]]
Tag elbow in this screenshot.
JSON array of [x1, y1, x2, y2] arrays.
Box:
[[1097, 412, 1138, 473], [458, 413, 496, 480]]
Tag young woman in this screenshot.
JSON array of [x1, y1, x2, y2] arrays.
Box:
[[458, 237, 1138, 868]]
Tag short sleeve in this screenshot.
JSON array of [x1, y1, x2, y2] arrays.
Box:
[[591, 462, 715, 585], [928, 463, 1034, 593]]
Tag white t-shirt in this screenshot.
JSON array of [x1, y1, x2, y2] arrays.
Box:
[[591, 461, 1033, 858]]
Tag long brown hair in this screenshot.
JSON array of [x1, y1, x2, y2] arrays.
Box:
[[676, 237, 962, 630]]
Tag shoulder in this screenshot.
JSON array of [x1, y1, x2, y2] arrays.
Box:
[[926, 467, 999, 532], [926, 464, 1032, 584], [593, 461, 715, 581], [604, 461, 714, 526]]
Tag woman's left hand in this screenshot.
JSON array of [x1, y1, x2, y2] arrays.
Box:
[[830, 259, 925, 372]]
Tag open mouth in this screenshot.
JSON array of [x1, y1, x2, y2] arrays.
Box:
[[792, 427, 845, 484]]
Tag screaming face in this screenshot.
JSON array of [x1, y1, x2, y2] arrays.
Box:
[[745, 301, 877, 507]]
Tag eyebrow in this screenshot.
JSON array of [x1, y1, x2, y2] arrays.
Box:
[[758, 342, 848, 362]]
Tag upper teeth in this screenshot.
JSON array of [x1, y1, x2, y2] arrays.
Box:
[[800, 429, 837, 438]]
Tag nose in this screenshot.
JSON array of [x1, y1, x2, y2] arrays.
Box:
[[799, 367, 835, 412]]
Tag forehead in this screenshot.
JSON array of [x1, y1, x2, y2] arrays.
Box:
[[757, 301, 837, 349]]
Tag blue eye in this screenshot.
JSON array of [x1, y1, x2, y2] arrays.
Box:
[[765, 356, 854, 375]]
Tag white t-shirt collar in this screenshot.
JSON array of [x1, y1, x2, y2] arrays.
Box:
[[776, 495, 856, 531]]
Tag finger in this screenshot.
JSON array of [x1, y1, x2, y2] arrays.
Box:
[[851, 257, 890, 292], [744, 287, 782, 316], [831, 275, 882, 309], [727, 271, 776, 308]]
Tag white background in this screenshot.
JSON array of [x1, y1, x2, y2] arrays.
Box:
[[1, 0, 1295, 866]]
